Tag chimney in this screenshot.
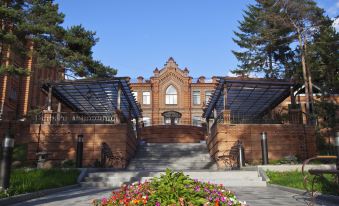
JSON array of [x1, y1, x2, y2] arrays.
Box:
[[183, 67, 189, 77], [153, 68, 159, 77], [198, 76, 206, 83], [137, 76, 144, 83], [212, 76, 218, 83]]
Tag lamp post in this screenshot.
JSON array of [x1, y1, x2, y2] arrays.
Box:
[[335, 132, 339, 183], [261, 132, 269, 165], [0, 130, 14, 190], [238, 143, 245, 168], [76, 134, 83, 168]]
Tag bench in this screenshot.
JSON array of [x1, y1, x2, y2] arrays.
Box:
[[101, 142, 126, 168], [302, 155, 339, 197], [215, 140, 242, 169]]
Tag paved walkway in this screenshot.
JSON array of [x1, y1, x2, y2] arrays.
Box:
[[12, 186, 337, 206]]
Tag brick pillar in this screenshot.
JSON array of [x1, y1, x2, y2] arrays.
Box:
[[42, 110, 53, 124], [288, 104, 302, 124]]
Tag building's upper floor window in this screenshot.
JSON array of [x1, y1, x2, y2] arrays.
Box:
[[193, 91, 200, 105], [132, 91, 138, 101], [165, 85, 177, 104], [205, 91, 213, 105], [142, 117, 151, 126], [143, 91, 151, 105]]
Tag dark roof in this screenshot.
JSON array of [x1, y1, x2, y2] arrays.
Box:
[[203, 77, 296, 119], [42, 78, 142, 118]]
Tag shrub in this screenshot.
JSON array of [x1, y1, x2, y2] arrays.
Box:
[[93, 169, 246, 206]]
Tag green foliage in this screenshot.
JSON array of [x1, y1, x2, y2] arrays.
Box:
[[148, 169, 207, 205], [0, 168, 80, 198], [0, 0, 116, 78], [12, 143, 27, 163], [232, 0, 296, 78], [266, 170, 339, 196], [308, 20, 339, 95], [232, 0, 336, 84], [94, 169, 245, 205], [0, 65, 30, 76], [61, 159, 75, 168]]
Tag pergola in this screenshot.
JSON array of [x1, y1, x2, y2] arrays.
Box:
[[203, 77, 297, 121], [42, 78, 142, 119]]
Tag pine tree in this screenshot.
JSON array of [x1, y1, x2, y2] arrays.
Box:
[[0, 0, 116, 78], [232, 0, 295, 78], [272, 0, 328, 119], [308, 18, 339, 95]]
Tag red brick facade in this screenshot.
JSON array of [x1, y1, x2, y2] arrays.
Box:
[[0, 44, 62, 120], [131, 57, 216, 126]]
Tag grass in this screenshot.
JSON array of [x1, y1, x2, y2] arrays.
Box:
[[266, 170, 339, 196], [0, 168, 80, 199]]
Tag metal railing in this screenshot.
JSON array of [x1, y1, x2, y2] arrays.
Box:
[[212, 111, 284, 126], [142, 120, 204, 127], [31, 112, 117, 124]]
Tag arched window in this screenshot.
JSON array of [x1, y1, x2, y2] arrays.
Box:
[[165, 85, 177, 104]]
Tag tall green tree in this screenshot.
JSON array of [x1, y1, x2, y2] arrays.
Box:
[[232, 0, 295, 78], [0, 0, 116, 78], [272, 0, 329, 119], [308, 18, 339, 94]]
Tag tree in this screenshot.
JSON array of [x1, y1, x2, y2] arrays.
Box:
[[308, 18, 339, 94], [0, 0, 116, 78], [272, 0, 328, 120], [232, 0, 295, 78]]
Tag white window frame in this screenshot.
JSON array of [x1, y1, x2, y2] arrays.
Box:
[[165, 85, 178, 105], [142, 117, 151, 126], [142, 91, 151, 105], [193, 90, 201, 105], [132, 91, 138, 101], [205, 91, 213, 104]]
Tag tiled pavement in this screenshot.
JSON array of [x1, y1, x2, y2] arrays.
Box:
[[12, 186, 337, 206]]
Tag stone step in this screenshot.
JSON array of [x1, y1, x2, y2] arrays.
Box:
[[127, 166, 219, 171], [129, 158, 213, 163], [128, 163, 216, 167], [82, 171, 266, 188]]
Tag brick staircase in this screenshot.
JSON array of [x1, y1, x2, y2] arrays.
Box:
[[81, 142, 267, 188], [127, 142, 218, 170]]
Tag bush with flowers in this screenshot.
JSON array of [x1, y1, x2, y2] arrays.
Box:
[[93, 169, 246, 206]]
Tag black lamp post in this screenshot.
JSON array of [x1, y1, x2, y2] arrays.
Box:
[[0, 130, 14, 190], [335, 131, 339, 183], [76, 134, 84, 168], [261, 132, 269, 165]]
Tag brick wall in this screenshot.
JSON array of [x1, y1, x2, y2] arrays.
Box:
[[26, 123, 138, 168], [140, 125, 205, 143], [0, 121, 30, 145], [0, 122, 137, 168], [207, 123, 317, 167]]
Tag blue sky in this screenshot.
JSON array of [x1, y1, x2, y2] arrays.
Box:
[[55, 0, 339, 78]]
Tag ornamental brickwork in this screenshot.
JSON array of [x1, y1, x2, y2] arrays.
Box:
[[130, 57, 217, 126]]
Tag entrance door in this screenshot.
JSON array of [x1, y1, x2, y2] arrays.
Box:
[[164, 117, 179, 125], [162, 111, 182, 125]]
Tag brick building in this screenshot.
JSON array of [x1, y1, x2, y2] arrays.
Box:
[[0, 43, 62, 120], [130, 57, 216, 126]]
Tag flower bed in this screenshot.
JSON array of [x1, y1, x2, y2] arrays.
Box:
[[93, 169, 246, 206]]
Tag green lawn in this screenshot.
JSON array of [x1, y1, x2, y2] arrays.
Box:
[[0, 169, 80, 199], [266, 170, 339, 196]]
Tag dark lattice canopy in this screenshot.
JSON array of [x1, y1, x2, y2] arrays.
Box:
[[42, 78, 142, 118], [203, 77, 297, 119]]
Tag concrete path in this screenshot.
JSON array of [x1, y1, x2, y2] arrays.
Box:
[[11, 186, 337, 206]]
